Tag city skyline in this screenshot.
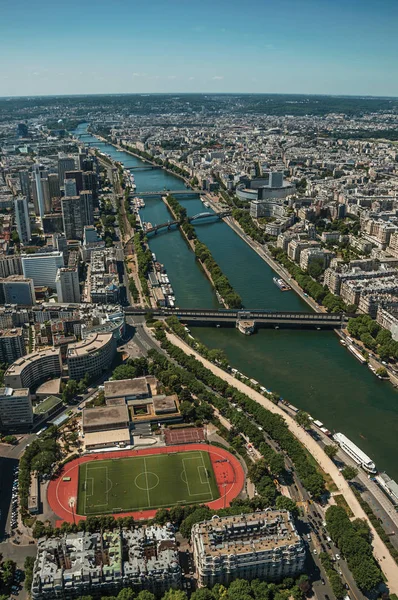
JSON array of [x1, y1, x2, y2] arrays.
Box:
[[1, 0, 398, 97]]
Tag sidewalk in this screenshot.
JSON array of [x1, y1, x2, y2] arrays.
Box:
[[166, 331, 398, 591]]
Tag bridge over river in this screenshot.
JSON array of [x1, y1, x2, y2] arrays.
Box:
[[125, 307, 350, 330]]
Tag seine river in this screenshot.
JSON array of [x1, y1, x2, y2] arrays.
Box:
[[75, 123, 398, 480]]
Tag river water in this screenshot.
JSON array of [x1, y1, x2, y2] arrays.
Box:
[[75, 123, 398, 480]]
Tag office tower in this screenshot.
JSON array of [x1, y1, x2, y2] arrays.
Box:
[[269, 172, 284, 188], [64, 170, 83, 194], [0, 276, 36, 305], [58, 154, 76, 187], [19, 170, 31, 200], [64, 178, 77, 197], [41, 176, 52, 214], [14, 197, 31, 244], [80, 191, 94, 225], [0, 387, 33, 429], [62, 193, 93, 240], [17, 123, 28, 138], [48, 173, 61, 201], [32, 164, 45, 220], [21, 251, 64, 289], [78, 148, 88, 170], [55, 267, 80, 303], [61, 196, 83, 240], [0, 328, 26, 363], [82, 171, 98, 203]]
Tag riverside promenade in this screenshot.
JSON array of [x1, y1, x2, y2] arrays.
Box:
[[166, 331, 398, 592]]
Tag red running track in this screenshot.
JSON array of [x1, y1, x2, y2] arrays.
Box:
[[47, 444, 245, 524]]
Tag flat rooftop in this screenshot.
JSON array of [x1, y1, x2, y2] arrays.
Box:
[[35, 378, 62, 397], [0, 386, 29, 398], [67, 332, 112, 358], [84, 428, 131, 448], [194, 510, 302, 556], [0, 327, 23, 338], [5, 348, 61, 375], [104, 377, 149, 399], [83, 404, 129, 429], [153, 394, 178, 414]]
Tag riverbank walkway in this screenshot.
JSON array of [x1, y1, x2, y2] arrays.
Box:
[[165, 331, 398, 592]]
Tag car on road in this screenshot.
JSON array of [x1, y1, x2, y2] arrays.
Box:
[[335, 554, 340, 560], [321, 578, 325, 585]]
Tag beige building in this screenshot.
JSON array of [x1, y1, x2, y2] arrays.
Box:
[[82, 404, 130, 450], [377, 306, 398, 341], [4, 348, 62, 389], [67, 332, 116, 381], [192, 510, 305, 587], [104, 377, 150, 402]]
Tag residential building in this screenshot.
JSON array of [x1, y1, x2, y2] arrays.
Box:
[[67, 332, 116, 380], [0, 275, 36, 305], [31, 526, 181, 600], [0, 328, 26, 363], [192, 510, 305, 587], [58, 154, 76, 187], [32, 164, 46, 220], [376, 306, 398, 341], [299, 248, 335, 272], [14, 197, 31, 244], [62, 193, 93, 240], [19, 170, 31, 200], [0, 387, 32, 429], [4, 348, 62, 389], [47, 173, 61, 201], [0, 255, 22, 278], [82, 225, 105, 260], [64, 170, 83, 195], [63, 179, 77, 198], [22, 251, 64, 289], [55, 268, 80, 303]]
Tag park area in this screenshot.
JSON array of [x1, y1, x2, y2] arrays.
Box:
[[76, 449, 219, 515], [48, 444, 245, 523]]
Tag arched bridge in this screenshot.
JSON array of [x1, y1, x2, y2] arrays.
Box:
[[144, 211, 231, 235], [124, 211, 232, 247]]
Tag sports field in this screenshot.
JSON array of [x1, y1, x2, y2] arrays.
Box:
[[76, 450, 219, 515]]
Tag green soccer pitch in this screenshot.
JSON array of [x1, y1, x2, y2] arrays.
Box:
[[76, 450, 220, 515]]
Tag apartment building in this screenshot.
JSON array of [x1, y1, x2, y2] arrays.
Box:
[[0, 387, 32, 429], [55, 268, 80, 303], [0, 328, 26, 364], [4, 348, 62, 389], [192, 510, 305, 587], [31, 526, 181, 599], [67, 332, 116, 380]]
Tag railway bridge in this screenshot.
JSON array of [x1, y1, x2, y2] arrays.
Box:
[[125, 307, 350, 330]]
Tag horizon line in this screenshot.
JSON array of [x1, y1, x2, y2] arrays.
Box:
[[1, 91, 398, 101]]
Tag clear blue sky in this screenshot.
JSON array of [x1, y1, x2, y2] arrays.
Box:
[[1, 0, 397, 97]]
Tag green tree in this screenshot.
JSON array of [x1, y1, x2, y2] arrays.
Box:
[[275, 495, 298, 515], [341, 466, 358, 480], [161, 591, 187, 600], [295, 411, 311, 429], [324, 445, 338, 459], [117, 589, 136, 600]]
